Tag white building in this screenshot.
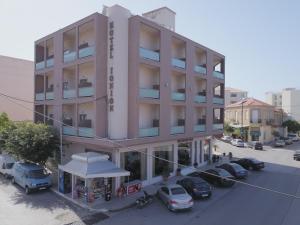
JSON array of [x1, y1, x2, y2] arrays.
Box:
[[225, 87, 248, 106], [265, 91, 282, 108]]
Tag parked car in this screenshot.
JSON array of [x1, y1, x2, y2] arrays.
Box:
[[11, 162, 52, 194], [216, 163, 248, 179], [231, 158, 265, 170], [221, 135, 232, 143], [156, 184, 193, 212], [281, 137, 293, 145], [188, 168, 235, 187], [288, 133, 299, 142], [0, 154, 15, 178], [231, 139, 245, 147], [247, 141, 263, 150], [176, 177, 212, 199], [274, 139, 285, 147], [293, 150, 300, 161]]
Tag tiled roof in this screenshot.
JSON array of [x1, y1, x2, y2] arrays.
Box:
[[227, 98, 274, 108]]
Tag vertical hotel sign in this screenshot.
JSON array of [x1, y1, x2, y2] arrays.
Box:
[[108, 21, 114, 112]]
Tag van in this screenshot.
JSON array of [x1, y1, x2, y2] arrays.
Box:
[[11, 162, 52, 194], [0, 154, 16, 178]]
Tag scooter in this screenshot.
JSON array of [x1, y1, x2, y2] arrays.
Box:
[[135, 191, 153, 209]]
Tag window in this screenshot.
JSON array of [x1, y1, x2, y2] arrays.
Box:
[[152, 146, 174, 177], [230, 93, 237, 97]]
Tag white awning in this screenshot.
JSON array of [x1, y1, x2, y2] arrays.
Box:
[[58, 152, 130, 179]]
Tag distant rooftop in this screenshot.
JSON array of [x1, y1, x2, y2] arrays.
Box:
[[227, 97, 274, 108], [225, 87, 247, 93]]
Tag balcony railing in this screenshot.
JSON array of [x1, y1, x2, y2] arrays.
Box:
[[63, 126, 77, 136], [35, 61, 45, 70], [79, 87, 94, 97], [213, 123, 224, 130], [139, 47, 160, 62], [139, 127, 159, 137], [63, 50, 76, 63], [63, 89, 76, 99], [35, 93, 45, 101], [79, 46, 95, 58], [78, 128, 94, 138], [46, 57, 54, 68], [45, 92, 54, 100], [171, 58, 186, 69], [194, 65, 207, 74], [172, 92, 185, 101], [171, 126, 185, 134], [213, 97, 224, 105], [194, 95, 206, 103], [139, 88, 159, 99], [213, 71, 225, 80], [194, 125, 205, 132]]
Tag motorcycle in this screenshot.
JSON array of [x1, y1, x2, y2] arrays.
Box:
[[135, 191, 153, 209]]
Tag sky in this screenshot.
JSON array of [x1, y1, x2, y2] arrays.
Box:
[[1, 0, 299, 100]]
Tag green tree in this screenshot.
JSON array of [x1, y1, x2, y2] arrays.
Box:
[[282, 120, 300, 133], [5, 122, 60, 165], [224, 123, 234, 134], [0, 113, 15, 151]]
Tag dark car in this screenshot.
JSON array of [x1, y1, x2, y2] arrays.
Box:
[[248, 141, 263, 150], [176, 177, 212, 199], [231, 158, 265, 170], [188, 168, 235, 187], [216, 163, 248, 179], [293, 150, 300, 161]]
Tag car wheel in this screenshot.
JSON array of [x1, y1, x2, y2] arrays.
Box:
[[11, 177, 15, 184], [25, 186, 30, 195]]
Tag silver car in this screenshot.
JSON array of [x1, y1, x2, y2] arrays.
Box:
[[157, 184, 193, 211]]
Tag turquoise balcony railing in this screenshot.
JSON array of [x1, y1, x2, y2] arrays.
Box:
[[194, 95, 206, 103], [139, 127, 159, 137], [171, 58, 186, 69], [172, 92, 185, 101], [35, 61, 45, 70], [78, 128, 94, 138], [79, 87, 94, 97], [45, 92, 54, 100], [213, 123, 224, 130], [35, 93, 45, 101], [63, 51, 76, 63], [139, 88, 159, 99], [194, 65, 207, 74], [194, 125, 206, 132], [171, 126, 185, 134], [213, 71, 225, 79], [213, 97, 224, 105], [139, 47, 160, 61], [46, 58, 54, 68], [79, 46, 95, 58], [63, 89, 76, 99], [63, 126, 77, 136]]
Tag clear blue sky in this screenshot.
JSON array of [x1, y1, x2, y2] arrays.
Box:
[[1, 0, 299, 100]]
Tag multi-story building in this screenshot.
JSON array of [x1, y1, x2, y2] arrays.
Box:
[[265, 91, 282, 108], [225, 87, 247, 106], [34, 5, 225, 199], [0, 55, 34, 121], [225, 98, 286, 143]]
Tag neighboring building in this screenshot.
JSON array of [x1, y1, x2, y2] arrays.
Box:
[[34, 5, 225, 200], [225, 98, 287, 143], [265, 91, 282, 108], [0, 55, 34, 121], [225, 87, 247, 106], [265, 88, 300, 122]]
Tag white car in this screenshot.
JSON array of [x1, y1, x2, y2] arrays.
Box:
[[231, 139, 245, 147], [288, 133, 299, 142], [0, 154, 16, 178], [221, 135, 232, 142], [274, 139, 285, 147]]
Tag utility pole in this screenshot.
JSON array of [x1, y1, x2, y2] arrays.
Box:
[[241, 99, 247, 141]]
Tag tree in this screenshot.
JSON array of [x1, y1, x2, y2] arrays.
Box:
[[272, 130, 280, 138], [0, 113, 15, 151], [282, 120, 300, 133], [5, 122, 60, 165], [224, 123, 234, 135]]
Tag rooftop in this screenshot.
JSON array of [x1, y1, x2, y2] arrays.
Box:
[[225, 87, 247, 93], [227, 98, 274, 108]]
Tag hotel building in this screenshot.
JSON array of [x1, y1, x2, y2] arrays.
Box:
[[34, 5, 225, 198]]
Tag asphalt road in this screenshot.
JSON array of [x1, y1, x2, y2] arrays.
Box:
[[96, 141, 300, 225]]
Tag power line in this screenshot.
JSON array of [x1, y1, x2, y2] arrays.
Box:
[[1, 91, 300, 200]]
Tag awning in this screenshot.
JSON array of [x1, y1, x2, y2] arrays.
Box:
[[58, 152, 130, 179]]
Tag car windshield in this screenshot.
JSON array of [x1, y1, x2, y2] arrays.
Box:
[[231, 164, 244, 171], [28, 169, 48, 179], [217, 169, 231, 177], [246, 158, 260, 163], [171, 187, 186, 195], [5, 163, 14, 169]]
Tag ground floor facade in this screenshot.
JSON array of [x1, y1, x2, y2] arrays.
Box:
[[247, 125, 287, 144]]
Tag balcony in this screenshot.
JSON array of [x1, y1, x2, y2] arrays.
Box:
[[213, 71, 225, 80], [213, 97, 224, 105], [45, 92, 54, 100], [171, 126, 185, 135], [35, 93, 45, 101], [35, 61, 45, 70], [172, 92, 185, 101], [194, 95, 206, 103], [78, 128, 94, 138], [63, 89, 76, 99], [139, 47, 160, 62], [172, 58, 186, 69], [63, 126, 77, 136], [64, 50, 76, 63], [79, 45, 94, 58], [213, 123, 224, 130], [194, 65, 207, 74], [139, 88, 159, 99], [194, 125, 205, 132], [46, 57, 54, 68], [139, 127, 159, 137], [78, 87, 93, 97]]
